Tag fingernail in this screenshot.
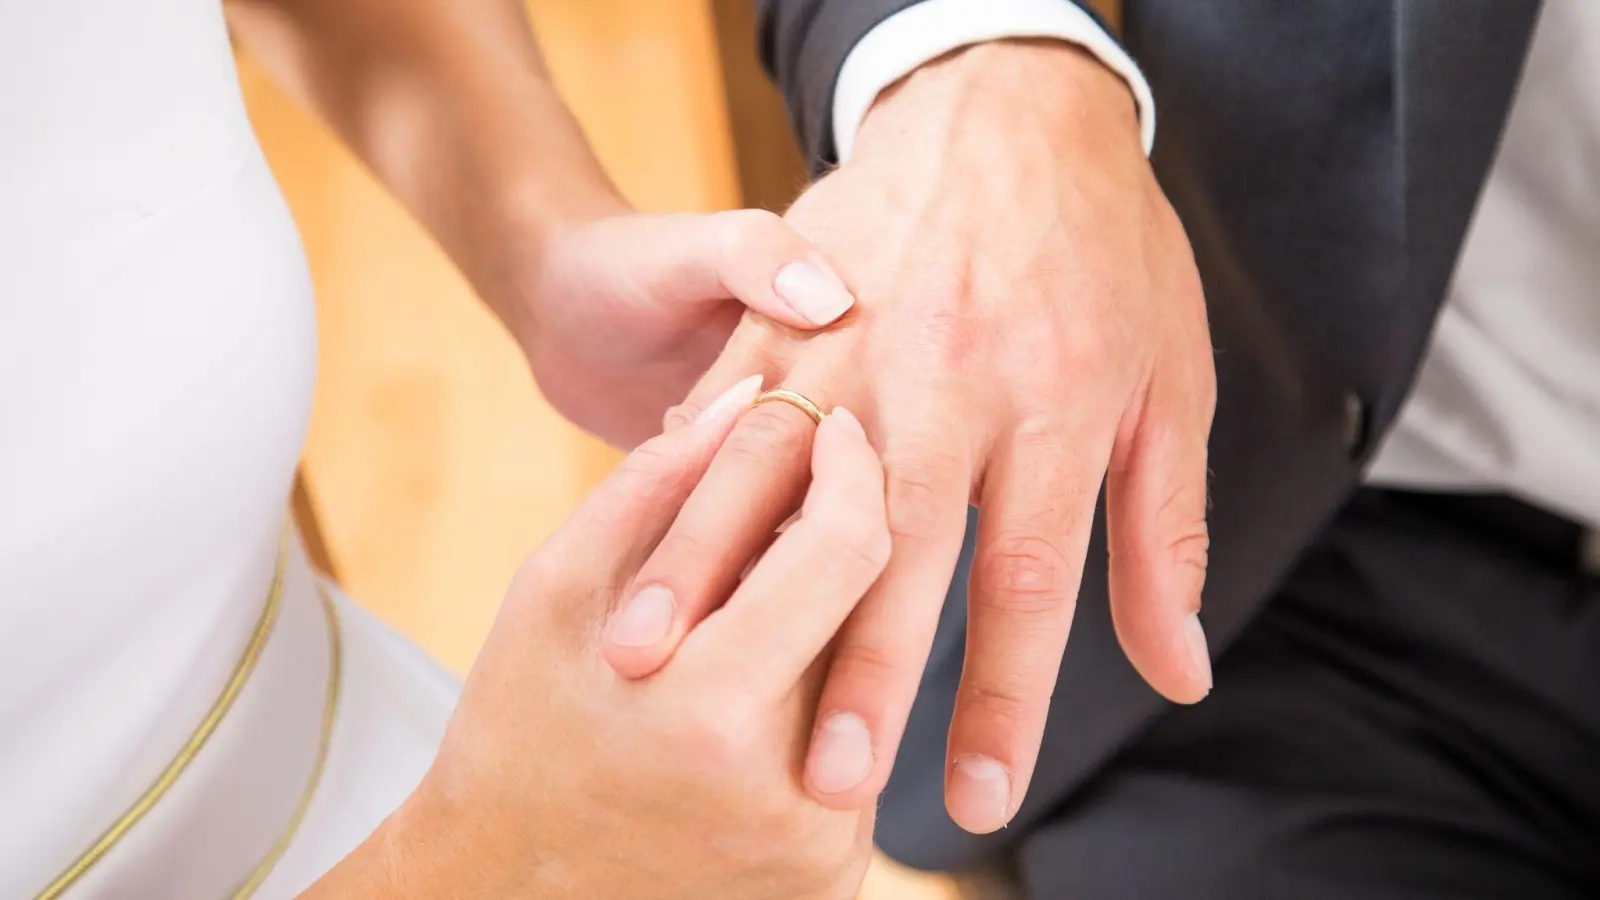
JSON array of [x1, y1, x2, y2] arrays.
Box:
[[828, 406, 865, 439], [1184, 612, 1213, 695], [609, 584, 675, 646], [774, 259, 854, 326], [694, 374, 764, 426], [808, 712, 874, 794], [949, 755, 1011, 833]]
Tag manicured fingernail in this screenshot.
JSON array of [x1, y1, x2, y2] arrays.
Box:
[[1184, 612, 1213, 695], [695, 374, 764, 426], [828, 406, 865, 438], [774, 259, 854, 326], [609, 584, 675, 646], [808, 712, 874, 794], [949, 755, 1011, 833]]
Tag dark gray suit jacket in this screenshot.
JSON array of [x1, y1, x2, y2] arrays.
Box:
[[758, 0, 1543, 873]]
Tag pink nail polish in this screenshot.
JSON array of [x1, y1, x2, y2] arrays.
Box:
[[774, 260, 854, 326], [695, 374, 764, 426], [828, 406, 866, 438], [808, 712, 874, 794], [949, 755, 1011, 833], [609, 585, 675, 647]]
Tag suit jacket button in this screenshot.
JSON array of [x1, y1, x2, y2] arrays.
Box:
[[1342, 392, 1367, 458]]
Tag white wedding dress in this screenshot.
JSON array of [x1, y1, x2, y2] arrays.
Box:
[[1, 0, 461, 896]]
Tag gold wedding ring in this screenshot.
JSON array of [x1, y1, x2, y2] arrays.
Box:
[[751, 388, 824, 424]]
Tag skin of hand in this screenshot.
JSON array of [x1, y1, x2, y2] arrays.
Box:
[[603, 40, 1218, 835], [301, 378, 889, 900], [517, 209, 858, 448], [225, 0, 856, 449]]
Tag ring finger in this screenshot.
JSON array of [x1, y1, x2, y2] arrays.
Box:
[[603, 381, 832, 677]]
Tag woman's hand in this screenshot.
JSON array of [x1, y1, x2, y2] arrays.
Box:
[[228, 0, 854, 451], [304, 377, 888, 900], [511, 208, 858, 449]]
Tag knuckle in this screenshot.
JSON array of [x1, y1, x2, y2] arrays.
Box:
[[826, 640, 905, 694], [616, 434, 689, 486], [811, 505, 892, 575], [962, 678, 1039, 726], [1165, 522, 1211, 579], [1060, 323, 1115, 374], [1155, 474, 1211, 530], [832, 521, 894, 577], [1009, 414, 1069, 459], [722, 316, 792, 368], [507, 551, 600, 637], [661, 402, 694, 432], [884, 456, 958, 542], [720, 207, 787, 241], [650, 529, 713, 572], [679, 695, 762, 766], [716, 209, 790, 274], [909, 308, 972, 369], [973, 536, 1071, 618], [721, 404, 807, 467], [509, 550, 564, 596]]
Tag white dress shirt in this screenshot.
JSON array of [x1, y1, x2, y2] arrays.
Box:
[[832, 0, 1600, 532]]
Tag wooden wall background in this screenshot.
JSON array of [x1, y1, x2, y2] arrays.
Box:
[[237, 2, 958, 897]]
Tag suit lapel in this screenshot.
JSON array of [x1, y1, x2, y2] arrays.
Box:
[[1389, 0, 1540, 412]]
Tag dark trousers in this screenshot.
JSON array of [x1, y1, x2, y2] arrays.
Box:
[[1004, 490, 1600, 898]]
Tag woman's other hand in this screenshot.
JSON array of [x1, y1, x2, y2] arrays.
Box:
[[305, 376, 887, 900], [506, 208, 857, 450]]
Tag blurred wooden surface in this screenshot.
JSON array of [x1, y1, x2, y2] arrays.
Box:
[[1090, 0, 1123, 32], [710, 0, 810, 210]]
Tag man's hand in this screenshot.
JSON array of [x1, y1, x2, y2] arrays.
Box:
[[616, 41, 1217, 834]]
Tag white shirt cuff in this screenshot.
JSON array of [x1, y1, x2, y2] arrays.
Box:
[[831, 0, 1157, 162]]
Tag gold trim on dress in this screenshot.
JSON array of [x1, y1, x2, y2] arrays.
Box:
[[229, 581, 342, 899], [34, 524, 344, 900]]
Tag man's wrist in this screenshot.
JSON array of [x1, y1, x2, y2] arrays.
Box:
[[852, 38, 1144, 171], [829, 0, 1155, 162]]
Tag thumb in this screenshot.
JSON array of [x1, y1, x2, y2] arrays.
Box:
[[624, 209, 857, 329], [1105, 381, 1215, 705]]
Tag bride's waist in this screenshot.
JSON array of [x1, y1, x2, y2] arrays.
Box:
[[0, 528, 337, 899]]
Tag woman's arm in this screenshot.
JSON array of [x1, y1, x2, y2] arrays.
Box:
[[224, 0, 616, 335], [225, 0, 859, 447]]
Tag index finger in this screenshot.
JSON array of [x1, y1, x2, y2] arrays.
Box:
[[678, 407, 890, 690]]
